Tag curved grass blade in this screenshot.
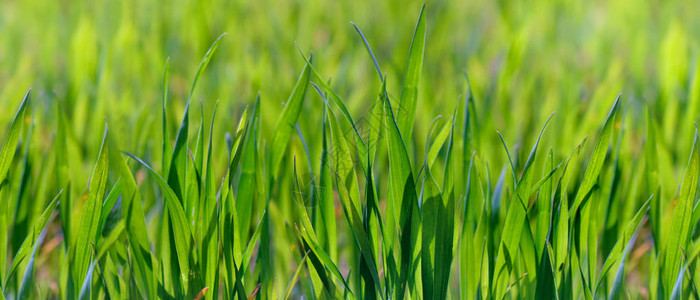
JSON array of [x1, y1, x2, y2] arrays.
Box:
[[350, 21, 384, 81], [496, 131, 518, 187], [107, 126, 156, 298], [123, 152, 194, 294], [294, 224, 352, 295], [645, 107, 662, 251]]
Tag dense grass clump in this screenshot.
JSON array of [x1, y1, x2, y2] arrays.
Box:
[[3, 0, 700, 298]]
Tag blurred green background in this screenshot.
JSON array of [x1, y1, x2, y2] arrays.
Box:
[[2, 0, 699, 174]]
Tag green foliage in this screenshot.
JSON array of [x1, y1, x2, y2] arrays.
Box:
[[2, 1, 700, 298]]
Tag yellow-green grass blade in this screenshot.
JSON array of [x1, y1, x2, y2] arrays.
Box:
[[269, 61, 311, 178], [459, 152, 479, 300], [664, 128, 699, 295], [397, 4, 426, 140], [535, 150, 554, 257], [72, 124, 109, 290], [494, 112, 554, 298], [54, 102, 72, 249], [188, 33, 226, 104], [427, 116, 452, 169], [168, 33, 226, 202], [0, 89, 29, 290], [571, 95, 621, 219], [645, 108, 662, 252], [236, 97, 260, 242], [200, 101, 219, 300], [317, 105, 337, 260], [161, 58, 172, 175], [0, 89, 30, 188]]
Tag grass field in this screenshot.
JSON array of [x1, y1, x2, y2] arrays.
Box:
[[2, 0, 700, 298]]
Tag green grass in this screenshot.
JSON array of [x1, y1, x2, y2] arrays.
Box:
[[2, 0, 700, 298]]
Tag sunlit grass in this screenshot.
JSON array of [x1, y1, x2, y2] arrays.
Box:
[[1, 0, 700, 298]]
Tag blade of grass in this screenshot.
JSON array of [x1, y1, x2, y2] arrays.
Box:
[[594, 195, 651, 295], [397, 4, 427, 139], [494, 112, 554, 298], [98, 178, 121, 237], [664, 128, 699, 294], [298, 50, 369, 173], [3, 190, 61, 290], [107, 123, 156, 299], [535, 150, 554, 256], [162, 58, 172, 175], [607, 232, 639, 300], [72, 124, 109, 289], [381, 76, 420, 299], [571, 95, 621, 219], [284, 250, 310, 300], [124, 152, 194, 295], [168, 33, 226, 201], [16, 228, 47, 299], [200, 101, 219, 300], [269, 61, 311, 178], [0, 90, 30, 287]]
